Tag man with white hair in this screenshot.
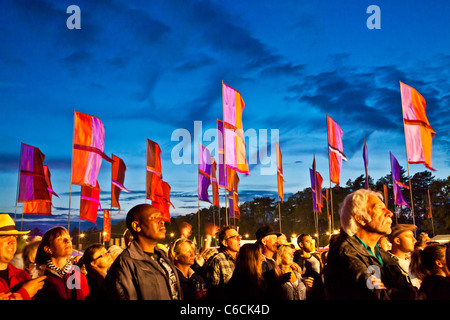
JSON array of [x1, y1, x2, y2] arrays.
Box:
[[325, 189, 415, 300]]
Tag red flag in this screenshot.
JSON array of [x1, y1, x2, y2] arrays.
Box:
[[152, 180, 173, 223], [327, 115, 347, 185], [146, 139, 163, 201], [80, 181, 101, 224], [228, 169, 240, 219], [111, 154, 130, 210], [23, 165, 58, 216], [18, 143, 50, 203], [103, 209, 111, 242], [276, 143, 284, 203], [400, 82, 435, 171], [71, 111, 112, 188]]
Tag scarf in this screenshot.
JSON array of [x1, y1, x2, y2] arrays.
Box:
[[46, 260, 73, 278]]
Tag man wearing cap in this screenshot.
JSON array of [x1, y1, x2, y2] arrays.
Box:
[[0, 214, 46, 300], [256, 225, 281, 275], [387, 224, 421, 289]]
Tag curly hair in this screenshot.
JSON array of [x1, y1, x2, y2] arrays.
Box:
[[339, 189, 384, 236]]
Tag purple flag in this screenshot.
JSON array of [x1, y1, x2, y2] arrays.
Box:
[[217, 119, 227, 189], [390, 152, 409, 207], [198, 144, 212, 203]]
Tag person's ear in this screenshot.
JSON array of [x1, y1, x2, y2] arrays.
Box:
[[394, 237, 401, 246], [131, 221, 141, 233], [354, 215, 367, 226], [44, 246, 52, 254], [436, 259, 444, 269]]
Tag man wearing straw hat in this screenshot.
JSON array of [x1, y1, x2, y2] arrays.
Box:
[[0, 214, 46, 300]]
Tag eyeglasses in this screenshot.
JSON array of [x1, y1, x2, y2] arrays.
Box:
[[225, 235, 242, 241], [93, 251, 110, 261]]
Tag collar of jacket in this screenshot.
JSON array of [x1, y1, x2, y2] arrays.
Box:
[[127, 240, 165, 262], [340, 231, 390, 266]]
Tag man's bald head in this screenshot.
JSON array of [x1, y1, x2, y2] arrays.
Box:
[[126, 204, 160, 238]]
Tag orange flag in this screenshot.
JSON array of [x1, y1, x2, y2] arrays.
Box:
[[146, 139, 163, 201], [276, 143, 284, 203]]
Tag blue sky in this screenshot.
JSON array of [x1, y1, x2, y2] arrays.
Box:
[[1, 0, 449, 231]]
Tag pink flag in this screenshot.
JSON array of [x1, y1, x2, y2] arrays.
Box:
[[198, 144, 212, 203], [400, 82, 435, 171], [327, 115, 347, 185]]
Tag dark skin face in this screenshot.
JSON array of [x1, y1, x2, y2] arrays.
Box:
[[131, 207, 166, 253]]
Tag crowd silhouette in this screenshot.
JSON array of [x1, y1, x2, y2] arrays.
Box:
[[1, 189, 450, 301]]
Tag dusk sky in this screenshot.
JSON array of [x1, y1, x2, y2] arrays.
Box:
[[1, 0, 449, 232]]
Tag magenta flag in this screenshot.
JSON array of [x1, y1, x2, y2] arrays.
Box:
[[198, 144, 212, 203], [217, 119, 227, 189], [18, 143, 51, 203], [327, 115, 347, 185], [390, 152, 409, 207]]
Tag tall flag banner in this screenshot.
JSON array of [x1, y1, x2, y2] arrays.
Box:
[[222, 82, 249, 175], [400, 82, 436, 171], [80, 181, 101, 224], [211, 156, 220, 208], [228, 169, 240, 219], [198, 144, 212, 203], [18, 143, 51, 203], [103, 209, 111, 243], [146, 139, 163, 201], [363, 138, 369, 189], [153, 180, 174, 223], [111, 154, 130, 210], [310, 169, 324, 214], [23, 165, 59, 215], [427, 189, 433, 219], [327, 115, 347, 185], [383, 184, 389, 208], [71, 111, 112, 188], [390, 153, 409, 207], [276, 143, 284, 203], [217, 119, 227, 189]]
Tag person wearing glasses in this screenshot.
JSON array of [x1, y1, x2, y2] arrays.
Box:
[[34, 226, 89, 300], [82, 244, 113, 300], [203, 225, 241, 300], [105, 204, 182, 300], [0, 214, 46, 300]]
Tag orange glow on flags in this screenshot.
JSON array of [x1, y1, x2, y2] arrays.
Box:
[[276, 143, 284, 203], [103, 209, 111, 242], [146, 139, 163, 201], [400, 82, 436, 171], [18, 143, 51, 203], [111, 154, 130, 210], [152, 180, 173, 222], [23, 165, 59, 216], [327, 115, 347, 185], [211, 156, 220, 208], [228, 169, 240, 219], [80, 181, 101, 224], [71, 111, 112, 188], [222, 83, 249, 175]]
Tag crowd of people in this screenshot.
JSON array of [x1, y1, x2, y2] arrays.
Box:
[[1, 188, 449, 301]]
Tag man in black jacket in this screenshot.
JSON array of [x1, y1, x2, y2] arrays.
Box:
[[325, 189, 416, 300], [105, 204, 182, 300]]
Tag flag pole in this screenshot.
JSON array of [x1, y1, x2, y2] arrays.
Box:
[[68, 110, 76, 232], [278, 201, 282, 233], [14, 143, 23, 225], [399, 82, 416, 229], [427, 189, 435, 237]]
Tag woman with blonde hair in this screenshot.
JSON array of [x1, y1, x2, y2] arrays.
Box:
[[276, 244, 309, 300]]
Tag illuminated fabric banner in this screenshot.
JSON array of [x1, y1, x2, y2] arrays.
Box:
[[390, 153, 409, 207], [111, 154, 130, 209], [327, 115, 347, 185], [103, 209, 111, 242], [146, 139, 162, 201], [400, 82, 435, 171], [80, 181, 101, 224], [198, 144, 212, 203], [71, 111, 112, 187], [18, 143, 50, 203], [228, 169, 240, 219], [23, 165, 58, 216], [152, 180, 173, 223], [211, 156, 220, 208], [222, 83, 249, 175], [276, 143, 284, 203]]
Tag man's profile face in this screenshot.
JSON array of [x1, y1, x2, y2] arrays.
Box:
[[365, 194, 393, 235]]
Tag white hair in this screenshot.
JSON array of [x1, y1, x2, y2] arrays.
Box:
[[339, 189, 384, 236]]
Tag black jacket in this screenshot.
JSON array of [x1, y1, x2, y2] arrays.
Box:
[[105, 241, 182, 300], [325, 231, 416, 300]]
